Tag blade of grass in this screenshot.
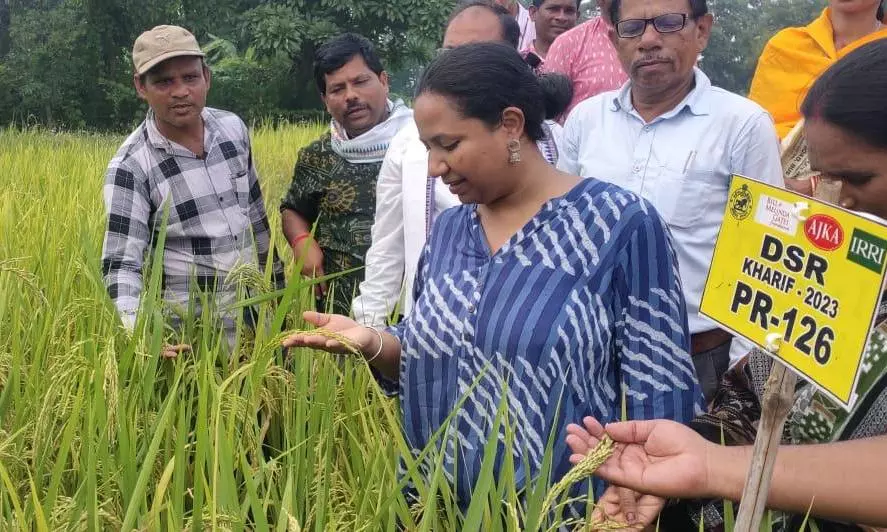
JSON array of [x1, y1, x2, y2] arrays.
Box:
[[798, 498, 816, 532], [462, 385, 510, 530], [120, 371, 182, 532], [0, 459, 26, 530], [226, 266, 363, 311], [149, 458, 176, 529]]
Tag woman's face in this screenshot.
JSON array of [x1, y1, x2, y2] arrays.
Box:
[[414, 91, 522, 205], [806, 118, 887, 219]]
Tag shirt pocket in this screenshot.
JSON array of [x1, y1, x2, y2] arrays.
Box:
[[227, 167, 247, 210], [653, 166, 719, 229], [222, 150, 249, 209]]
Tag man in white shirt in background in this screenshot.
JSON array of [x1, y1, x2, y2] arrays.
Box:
[[558, 0, 784, 403], [494, 0, 537, 50], [353, 0, 568, 327]]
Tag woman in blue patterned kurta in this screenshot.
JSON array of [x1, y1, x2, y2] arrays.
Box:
[[283, 43, 702, 514]]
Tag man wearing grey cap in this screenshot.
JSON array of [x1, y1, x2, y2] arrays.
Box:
[[100, 25, 284, 358]]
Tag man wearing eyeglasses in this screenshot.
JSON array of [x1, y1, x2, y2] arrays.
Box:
[[557, 0, 784, 404]]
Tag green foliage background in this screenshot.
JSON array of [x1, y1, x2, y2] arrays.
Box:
[[0, 0, 451, 130], [0, 0, 824, 130]]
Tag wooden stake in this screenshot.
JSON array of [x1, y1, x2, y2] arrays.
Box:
[[733, 362, 796, 532], [734, 124, 843, 531]]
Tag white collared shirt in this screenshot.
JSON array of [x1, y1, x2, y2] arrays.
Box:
[[517, 3, 537, 52], [558, 68, 784, 364], [352, 122, 460, 326]]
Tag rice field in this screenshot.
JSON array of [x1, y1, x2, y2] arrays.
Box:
[[0, 124, 617, 531]]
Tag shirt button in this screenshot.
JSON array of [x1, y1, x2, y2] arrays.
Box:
[[643, 125, 652, 132], [467, 304, 476, 313], [218, 196, 224, 201]]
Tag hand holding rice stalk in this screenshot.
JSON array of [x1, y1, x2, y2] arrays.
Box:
[[538, 434, 635, 530], [280, 310, 379, 357]]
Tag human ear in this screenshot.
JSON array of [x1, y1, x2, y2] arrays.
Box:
[[500, 107, 526, 140]]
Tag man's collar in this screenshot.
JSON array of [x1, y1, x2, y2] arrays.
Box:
[[144, 110, 167, 150], [331, 99, 398, 141], [145, 107, 214, 157], [328, 99, 414, 164], [610, 67, 712, 120]]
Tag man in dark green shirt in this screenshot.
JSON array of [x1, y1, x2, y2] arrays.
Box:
[[280, 33, 412, 314]]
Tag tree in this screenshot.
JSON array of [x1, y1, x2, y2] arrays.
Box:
[[703, 0, 825, 94], [0, 0, 452, 129], [0, 0, 834, 130], [241, 0, 452, 109], [0, 0, 9, 57]]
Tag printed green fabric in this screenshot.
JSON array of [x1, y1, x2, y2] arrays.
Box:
[[746, 313, 887, 446], [791, 330, 887, 443], [682, 303, 887, 532], [280, 132, 381, 315]]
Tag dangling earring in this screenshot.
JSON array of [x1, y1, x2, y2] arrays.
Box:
[[507, 139, 521, 165]]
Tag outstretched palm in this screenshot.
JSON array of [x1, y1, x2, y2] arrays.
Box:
[[281, 311, 376, 356]]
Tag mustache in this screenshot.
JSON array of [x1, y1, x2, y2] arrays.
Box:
[[632, 56, 672, 68], [345, 102, 369, 115]]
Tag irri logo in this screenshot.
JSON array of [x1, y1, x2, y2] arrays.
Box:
[[847, 228, 887, 274]]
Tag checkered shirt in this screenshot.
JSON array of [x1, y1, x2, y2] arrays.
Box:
[[101, 107, 284, 330]]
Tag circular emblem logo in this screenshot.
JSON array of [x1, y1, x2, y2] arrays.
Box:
[[728, 184, 753, 221], [156, 31, 171, 47], [804, 214, 844, 251]]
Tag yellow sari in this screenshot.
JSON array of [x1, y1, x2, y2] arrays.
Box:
[[749, 8, 887, 139]]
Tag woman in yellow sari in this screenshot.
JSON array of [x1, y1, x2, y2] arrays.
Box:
[[750, 0, 886, 141], [749, 0, 886, 195]]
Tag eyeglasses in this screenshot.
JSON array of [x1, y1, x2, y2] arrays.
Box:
[[615, 13, 689, 38]]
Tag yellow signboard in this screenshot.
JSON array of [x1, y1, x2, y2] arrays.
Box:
[[700, 175, 887, 409]]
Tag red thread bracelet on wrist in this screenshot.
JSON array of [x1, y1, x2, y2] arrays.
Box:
[[291, 233, 312, 247]]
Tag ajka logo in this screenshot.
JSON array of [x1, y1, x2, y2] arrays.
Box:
[[804, 214, 844, 251]]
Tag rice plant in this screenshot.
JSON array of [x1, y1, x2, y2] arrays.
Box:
[[1, 126, 819, 531], [0, 125, 623, 531]]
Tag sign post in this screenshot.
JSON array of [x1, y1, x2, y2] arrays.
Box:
[[700, 174, 887, 531], [701, 176, 887, 409]]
